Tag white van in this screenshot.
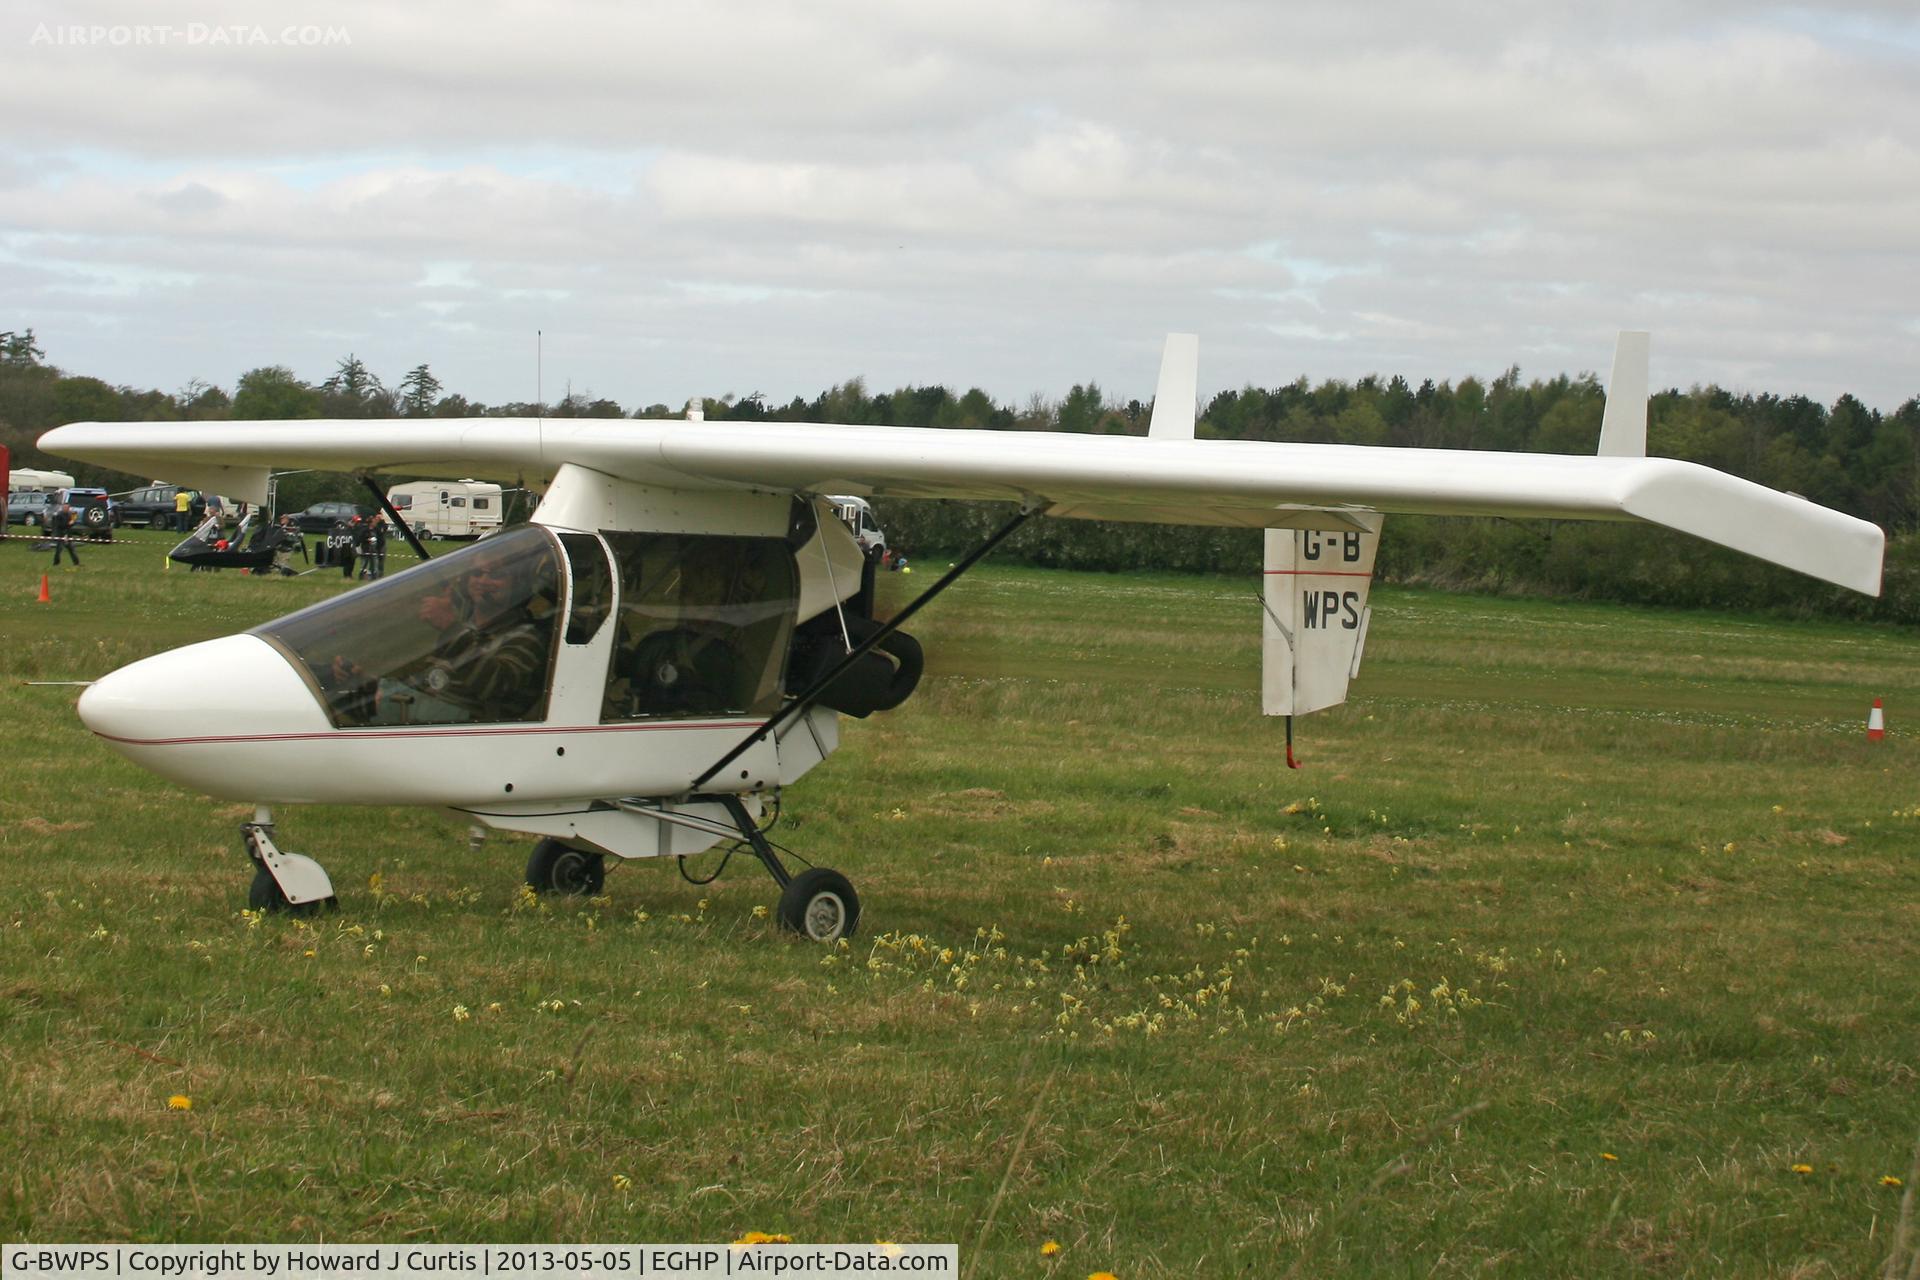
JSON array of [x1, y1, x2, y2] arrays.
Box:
[[826, 495, 887, 557], [386, 479, 505, 540]]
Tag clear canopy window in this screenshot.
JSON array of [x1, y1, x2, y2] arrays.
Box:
[[255, 526, 562, 728], [600, 532, 797, 722]]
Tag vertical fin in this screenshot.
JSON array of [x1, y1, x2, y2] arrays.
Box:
[[1147, 333, 1199, 440], [1598, 330, 1649, 457]]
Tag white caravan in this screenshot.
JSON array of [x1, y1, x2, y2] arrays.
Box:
[[7, 467, 77, 494], [386, 479, 504, 540]]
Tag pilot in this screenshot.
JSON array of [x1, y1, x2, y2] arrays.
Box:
[[406, 550, 554, 721]]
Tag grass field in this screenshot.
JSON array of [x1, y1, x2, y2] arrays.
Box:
[[2, 527, 1917, 1276]]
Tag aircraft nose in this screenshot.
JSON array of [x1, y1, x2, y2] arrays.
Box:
[[79, 635, 331, 793]]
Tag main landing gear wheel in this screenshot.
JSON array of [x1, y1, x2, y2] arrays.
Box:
[[525, 839, 606, 896], [777, 867, 860, 943], [248, 864, 326, 917]]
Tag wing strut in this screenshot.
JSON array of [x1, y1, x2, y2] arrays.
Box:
[[359, 475, 432, 562], [691, 500, 1049, 791]]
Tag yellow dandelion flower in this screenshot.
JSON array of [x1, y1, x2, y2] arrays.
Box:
[[1088, 1272, 1119, 1280], [167, 1095, 192, 1111], [1881, 1175, 1904, 1188], [303, 949, 316, 958], [452, 1005, 470, 1022], [1791, 1163, 1813, 1175], [612, 1174, 632, 1191], [1601, 1152, 1618, 1161], [752, 905, 769, 919], [732, 1232, 793, 1245], [1041, 1240, 1062, 1256]]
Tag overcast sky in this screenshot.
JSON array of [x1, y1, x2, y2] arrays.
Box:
[[4, 0, 1917, 416]]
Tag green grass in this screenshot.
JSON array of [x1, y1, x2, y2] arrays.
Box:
[[2, 529, 1918, 1275]]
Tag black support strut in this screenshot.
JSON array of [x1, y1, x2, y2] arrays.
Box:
[[359, 474, 432, 562], [718, 794, 791, 888], [691, 500, 1046, 791]]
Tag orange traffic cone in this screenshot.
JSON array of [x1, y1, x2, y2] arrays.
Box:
[[1867, 698, 1885, 742], [36, 573, 50, 604]]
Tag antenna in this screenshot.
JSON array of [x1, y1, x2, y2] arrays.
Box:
[[536, 329, 543, 411]]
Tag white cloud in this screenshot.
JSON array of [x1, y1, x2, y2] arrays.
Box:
[[0, 0, 1915, 410]]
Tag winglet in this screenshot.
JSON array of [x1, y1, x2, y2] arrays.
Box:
[[1598, 330, 1649, 457], [1148, 333, 1199, 440]]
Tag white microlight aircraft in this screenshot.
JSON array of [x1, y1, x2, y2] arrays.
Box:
[[39, 333, 1884, 941]]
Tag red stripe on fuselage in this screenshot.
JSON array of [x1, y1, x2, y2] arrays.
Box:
[[93, 720, 765, 747]]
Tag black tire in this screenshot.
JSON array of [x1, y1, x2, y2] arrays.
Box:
[[153, 514, 172, 532], [525, 839, 606, 896], [83, 505, 108, 529], [777, 867, 860, 942], [22, 514, 38, 528], [248, 865, 327, 917]]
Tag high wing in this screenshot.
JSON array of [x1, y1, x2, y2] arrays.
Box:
[[38, 417, 1886, 595], [38, 392, 1884, 599]]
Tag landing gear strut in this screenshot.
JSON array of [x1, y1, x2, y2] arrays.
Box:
[[242, 808, 337, 915], [717, 795, 860, 942]]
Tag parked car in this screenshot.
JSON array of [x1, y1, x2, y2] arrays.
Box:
[[6, 490, 52, 526], [47, 487, 117, 539], [292, 501, 376, 533], [116, 483, 208, 531]]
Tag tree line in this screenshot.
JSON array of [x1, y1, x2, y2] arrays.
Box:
[[1, 329, 1912, 622]]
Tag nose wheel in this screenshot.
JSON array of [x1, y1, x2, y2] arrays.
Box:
[[241, 811, 337, 915]]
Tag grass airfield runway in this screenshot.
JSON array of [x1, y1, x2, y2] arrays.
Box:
[[2, 528, 1917, 1275]]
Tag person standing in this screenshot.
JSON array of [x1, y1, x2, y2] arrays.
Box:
[[173, 487, 191, 529], [366, 513, 389, 579], [269, 514, 303, 576], [332, 515, 358, 579], [48, 499, 81, 566]]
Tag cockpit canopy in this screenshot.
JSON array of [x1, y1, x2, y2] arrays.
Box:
[[253, 525, 799, 730]]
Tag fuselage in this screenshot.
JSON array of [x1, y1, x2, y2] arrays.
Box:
[[78, 471, 869, 810]]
